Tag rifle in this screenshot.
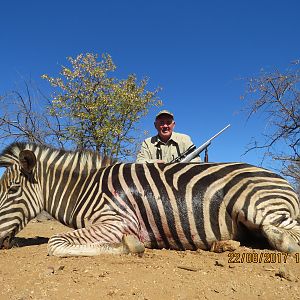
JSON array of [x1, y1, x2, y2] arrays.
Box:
[[170, 144, 197, 163], [170, 124, 231, 163]]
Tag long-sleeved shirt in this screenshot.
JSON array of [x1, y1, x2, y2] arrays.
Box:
[[136, 132, 201, 163]]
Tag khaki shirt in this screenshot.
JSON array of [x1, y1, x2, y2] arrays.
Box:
[[136, 132, 201, 163]]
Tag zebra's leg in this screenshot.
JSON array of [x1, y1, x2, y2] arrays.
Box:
[[47, 224, 145, 257], [262, 220, 300, 253]]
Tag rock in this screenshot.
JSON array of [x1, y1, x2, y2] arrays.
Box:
[[45, 266, 55, 275], [35, 211, 53, 222], [177, 265, 199, 272], [275, 267, 297, 282], [55, 265, 65, 272], [215, 260, 225, 267], [44, 265, 65, 276], [210, 240, 240, 253]]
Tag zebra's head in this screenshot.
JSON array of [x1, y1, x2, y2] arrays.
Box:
[[0, 143, 41, 249]]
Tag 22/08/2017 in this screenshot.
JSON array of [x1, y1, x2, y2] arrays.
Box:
[[228, 252, 300, 263]]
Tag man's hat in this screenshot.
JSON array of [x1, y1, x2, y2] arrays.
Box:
[[155, 110, 174, 119]]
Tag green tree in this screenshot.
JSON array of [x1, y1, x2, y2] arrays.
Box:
[[42, 53, 161, 159], [242, 60, 300, 186]]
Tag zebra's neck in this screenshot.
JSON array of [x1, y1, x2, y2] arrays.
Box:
[[30, 144, 103, 227]]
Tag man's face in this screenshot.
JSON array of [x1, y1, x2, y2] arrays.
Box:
[[155, 115, 175, 142]]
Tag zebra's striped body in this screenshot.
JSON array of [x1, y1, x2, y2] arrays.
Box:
[[0, 142, 300, 256]]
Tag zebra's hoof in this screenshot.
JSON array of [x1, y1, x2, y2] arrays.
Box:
[[122, 234, 145, 255], [262, 225, 300, 253]]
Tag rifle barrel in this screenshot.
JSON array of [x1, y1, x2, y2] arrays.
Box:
[[207, 124, 231, 142], [180, 124, 230, 163]]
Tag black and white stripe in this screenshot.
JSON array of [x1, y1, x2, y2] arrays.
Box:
[[0, 142, 299, 256]]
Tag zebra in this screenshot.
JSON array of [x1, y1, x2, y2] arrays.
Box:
[[0, 142, 300, 256]]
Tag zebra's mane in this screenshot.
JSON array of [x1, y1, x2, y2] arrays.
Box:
[[0, 142, 105, 169]]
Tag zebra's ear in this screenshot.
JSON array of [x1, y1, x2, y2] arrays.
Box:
[[19, 150, 36, 174]]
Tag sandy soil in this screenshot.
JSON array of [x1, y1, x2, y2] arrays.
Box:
[[0, 218, 300, 300]]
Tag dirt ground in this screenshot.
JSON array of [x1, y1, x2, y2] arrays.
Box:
[[1, 218, 300, 300]]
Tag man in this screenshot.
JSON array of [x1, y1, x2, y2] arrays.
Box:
[[136, 110, 201, 163]]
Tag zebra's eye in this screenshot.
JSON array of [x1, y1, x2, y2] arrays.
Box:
[[8, 184, 20, 194]]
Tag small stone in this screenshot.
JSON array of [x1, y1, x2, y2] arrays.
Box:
[[275, 268, 296, 282], [215, 260, 225, 267], [35, 211, 53, 222], [210, 240, 240, 253], [55, 265, 65, 272], [45, 266, 55, 275], [177, 265, 198, 272]]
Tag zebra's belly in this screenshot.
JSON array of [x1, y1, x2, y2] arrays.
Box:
[[140, 227, 235, 251]]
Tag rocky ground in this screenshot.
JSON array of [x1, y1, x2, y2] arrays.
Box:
[[0, 216, 300, 300]]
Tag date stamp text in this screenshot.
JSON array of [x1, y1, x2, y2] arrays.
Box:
[[228, 252, 300, 263]]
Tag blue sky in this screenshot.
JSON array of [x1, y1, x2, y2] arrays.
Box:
[[1, 0, 299, 177]]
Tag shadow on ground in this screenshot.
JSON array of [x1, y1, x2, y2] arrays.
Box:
[[12, 236, 49, 248]]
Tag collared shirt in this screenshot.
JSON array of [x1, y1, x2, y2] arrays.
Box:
[[136, 132, 201, 163]]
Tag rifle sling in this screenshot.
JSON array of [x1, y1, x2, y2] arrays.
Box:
[[156, 141, 181, 161]]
